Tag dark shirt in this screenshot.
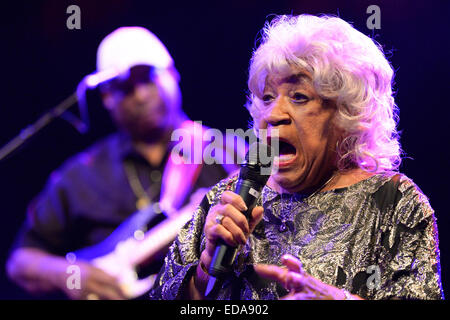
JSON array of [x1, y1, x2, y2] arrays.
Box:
[[12, 133, 229, 257]]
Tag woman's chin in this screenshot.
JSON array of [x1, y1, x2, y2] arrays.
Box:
[[268, 171, 306, 194]]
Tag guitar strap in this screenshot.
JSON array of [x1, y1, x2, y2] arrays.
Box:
[[159, 120, 205, 217], [159, 120, 246, 217]]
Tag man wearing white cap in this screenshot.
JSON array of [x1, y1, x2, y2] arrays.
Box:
[[6, 27, 238, 299]]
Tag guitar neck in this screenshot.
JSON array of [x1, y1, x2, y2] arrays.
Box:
[[129, 206, 194, 266]]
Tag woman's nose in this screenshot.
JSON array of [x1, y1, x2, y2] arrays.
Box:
[[263, 99, 291, 127]]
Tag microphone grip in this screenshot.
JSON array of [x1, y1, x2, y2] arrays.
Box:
[[208, 179, 263, 278]]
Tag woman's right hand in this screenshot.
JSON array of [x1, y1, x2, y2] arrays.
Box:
[[200, 190, 264, 271]]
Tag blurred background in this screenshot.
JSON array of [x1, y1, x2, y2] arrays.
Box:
[[0, 0, 448, 299]]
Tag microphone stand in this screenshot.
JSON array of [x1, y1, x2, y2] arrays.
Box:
[[0, 91, 83, 162], [0, 69, 123, 162]]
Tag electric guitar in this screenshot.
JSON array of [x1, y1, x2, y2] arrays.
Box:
[[72, 188, 207, 299]]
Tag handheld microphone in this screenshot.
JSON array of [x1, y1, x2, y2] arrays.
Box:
[[205, 142, 273, 298]]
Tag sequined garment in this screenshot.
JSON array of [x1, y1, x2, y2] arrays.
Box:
[[149, 172, 444, 300]]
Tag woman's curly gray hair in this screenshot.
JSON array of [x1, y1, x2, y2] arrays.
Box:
[[246, 14, 402, 173]]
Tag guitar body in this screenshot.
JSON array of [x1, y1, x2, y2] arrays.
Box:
[[73, 189, 206, 299]]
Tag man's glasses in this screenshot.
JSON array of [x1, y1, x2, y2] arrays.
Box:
[[101, 64, 157, 96]]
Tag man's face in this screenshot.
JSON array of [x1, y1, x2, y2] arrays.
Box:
[[102, 65, 176, 143]]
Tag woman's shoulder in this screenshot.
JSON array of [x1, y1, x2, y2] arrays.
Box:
[[372, 171, 430, 205], [364, 171, 435, 228], [394, 173, 435, 226], [347, 170, 424, 196]]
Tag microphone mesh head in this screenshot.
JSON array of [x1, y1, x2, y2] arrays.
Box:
[[246, 142, 273, 167], [239, 142, 274, 185]]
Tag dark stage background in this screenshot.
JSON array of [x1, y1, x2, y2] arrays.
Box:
[[0, 0, 448, 299]]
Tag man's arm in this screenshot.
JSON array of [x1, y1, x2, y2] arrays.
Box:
[[6, 247, 126, 300], [7, 247, 70, 295]]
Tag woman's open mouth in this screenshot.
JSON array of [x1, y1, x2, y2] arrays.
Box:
[[273, 139, 297, 168]]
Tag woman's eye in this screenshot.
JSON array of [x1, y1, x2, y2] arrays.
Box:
[[292, 92, 309, 103], [262, 94, 274, 103]]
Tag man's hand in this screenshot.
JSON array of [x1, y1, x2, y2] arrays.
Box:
[[61, 260, 127, 300], [7, 247, 127, 300]]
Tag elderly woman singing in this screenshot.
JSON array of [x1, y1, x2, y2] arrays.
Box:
[[149, 14, 444, 300]]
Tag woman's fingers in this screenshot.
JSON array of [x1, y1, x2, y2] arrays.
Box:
[[208, 204, 247, 246], [221, 203, 250, 235], [206, 191, 264, 247], [281, 290, 318, 300], [281, 254, 303, 274], [284, 270, 305, 291], [249, 206, 264, 233], [202, 191, 266, 271], [220, 191, 248, 211], [219, 191, 264, 234], [221, 215, 248, 245], [206, 222, 238, 247], [254, 264, 287, 283], [256, 259, 358, 300], [254, 263, 306, 292]]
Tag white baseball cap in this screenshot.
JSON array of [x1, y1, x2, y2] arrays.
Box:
[[85, 26, 174, 87]]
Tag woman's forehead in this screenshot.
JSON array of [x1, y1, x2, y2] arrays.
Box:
[[264, 70, 313, 89]]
